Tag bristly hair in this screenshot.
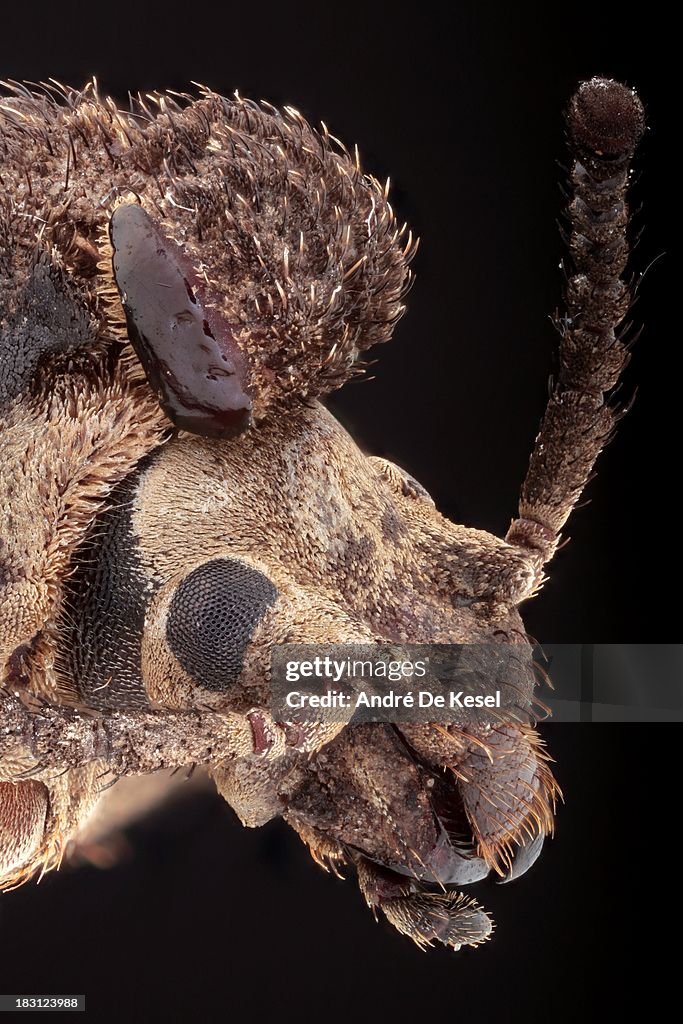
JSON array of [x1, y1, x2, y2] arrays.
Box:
[[0, 79, 417, 419]]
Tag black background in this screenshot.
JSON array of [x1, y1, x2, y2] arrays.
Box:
[[0, 3, 675, 1020]]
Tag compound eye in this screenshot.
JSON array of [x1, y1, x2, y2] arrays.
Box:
[[166, 558, 278, 691], [110, 204, 252, 438]]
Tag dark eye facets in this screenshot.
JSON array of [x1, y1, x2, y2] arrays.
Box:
[[166, 558, 278, 691]]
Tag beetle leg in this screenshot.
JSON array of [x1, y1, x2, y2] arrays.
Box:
[[355, 856, 493, 951], [0, 688, 302, 777], [0, 688, 315, 888]]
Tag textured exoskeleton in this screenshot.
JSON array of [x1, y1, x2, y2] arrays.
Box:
[[0, 78, 644, 949]]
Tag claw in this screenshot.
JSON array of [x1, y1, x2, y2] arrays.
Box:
[[497, 831, 545, 884]]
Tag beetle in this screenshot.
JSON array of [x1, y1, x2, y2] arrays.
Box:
[[0, 77, 644, 950]]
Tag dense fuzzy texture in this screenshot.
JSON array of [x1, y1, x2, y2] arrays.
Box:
[[0, 78, 643, 951], [0, 80, 414, 419], [0, 80, 413, 894]]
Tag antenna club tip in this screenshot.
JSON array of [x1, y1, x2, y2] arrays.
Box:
[[568, 77, 645, 159]]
